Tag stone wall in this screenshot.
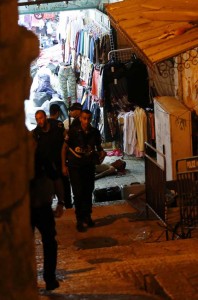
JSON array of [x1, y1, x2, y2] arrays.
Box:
[[0, 1, 39, 299]]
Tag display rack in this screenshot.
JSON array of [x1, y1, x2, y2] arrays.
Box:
[[108, 48, 134, 63], [107, 48, 136, 156]]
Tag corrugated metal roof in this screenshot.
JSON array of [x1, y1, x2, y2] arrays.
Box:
[[105, 0, 198, 67]]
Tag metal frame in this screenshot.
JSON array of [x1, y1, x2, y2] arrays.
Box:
[[174, 156, 198, 238], [145, 142, 167, 222], [144, 142, 181, 241], [18, 0, 71, 6], [18, 0, 100, 14], [108, 48, 134, 63], [156, 47, 198, 78]]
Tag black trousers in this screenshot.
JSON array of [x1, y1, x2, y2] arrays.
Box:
[[61, 175, 72, 207], [68, 164, 95, 222], [52, 176, 72, 207], [31, 204, 57, 284], [51, 164, 72, 207]]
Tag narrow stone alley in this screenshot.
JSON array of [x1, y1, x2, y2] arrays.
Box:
[[35, 155, 198, 300]]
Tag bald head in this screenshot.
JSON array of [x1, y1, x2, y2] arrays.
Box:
[[35, 110, 47, 128]]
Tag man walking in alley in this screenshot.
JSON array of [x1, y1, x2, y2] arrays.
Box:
[[30, 132, 59, 291], [49, 104, 73, 209], [62, 109, 106, 232], [63, 102, 82, 130], [33, 109, 65, 217]]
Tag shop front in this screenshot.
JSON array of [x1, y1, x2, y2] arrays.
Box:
[[104, 0, 198, 234], [105, 0, 198, 174]]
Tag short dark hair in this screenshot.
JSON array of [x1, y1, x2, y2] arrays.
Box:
[[69, 103, 82, 111], [81, 109, 92, 115], [50, 104, 60, 116], [35, 110, 46, 117]]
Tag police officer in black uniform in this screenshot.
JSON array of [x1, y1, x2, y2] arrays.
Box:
[[30, 152, 59, 291], [62, 109, 106, 232], [33, 109, 65, 217], [31, 110, 63, 290], [49, 104, 73, 209]]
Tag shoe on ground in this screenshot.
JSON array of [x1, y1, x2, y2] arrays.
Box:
[[84, 217, 95, 227], [46, 279, 60, 291], [76, 222, 87, 232]]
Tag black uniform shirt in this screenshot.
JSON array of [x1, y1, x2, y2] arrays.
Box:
[[66, 124, 103, 167], [33, 119, 65, 178]]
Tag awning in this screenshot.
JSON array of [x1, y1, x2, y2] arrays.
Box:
[[18, 0, 98, 14], [18, 0, 110, 14], [105, 0, 198, 68]]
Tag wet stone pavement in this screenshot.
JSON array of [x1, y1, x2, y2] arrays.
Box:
[[36, 155, 198, 300]]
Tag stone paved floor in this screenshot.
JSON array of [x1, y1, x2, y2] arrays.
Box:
[[37, 202, 159, 299], [36, 155, 198, 300], [37, 201, 198, 300]]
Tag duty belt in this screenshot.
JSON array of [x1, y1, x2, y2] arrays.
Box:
[[69, 146, 94, 158], [69, 147, 82, 158]]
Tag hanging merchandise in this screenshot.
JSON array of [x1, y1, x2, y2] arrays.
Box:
[[58, 63, 77, 106], [74, 25, 111, 84], [90, 102, 101, 129], [23, 9, 112, 131], [125, 58, 150, 108], [96, 48, 154, 156], [133, 107, 148, 157], [99, 60, 132, 142], [121, 111, 137, 156], [117, 109, 154, 158], [146, 109, 155, 148]]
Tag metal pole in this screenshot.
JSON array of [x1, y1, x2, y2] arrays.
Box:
[[18, 0, 70, 6]]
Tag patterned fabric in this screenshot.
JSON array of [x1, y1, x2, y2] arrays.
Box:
[[58, 65, 77, 106]]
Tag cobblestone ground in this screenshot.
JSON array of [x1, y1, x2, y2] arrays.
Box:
[[37, 202, 161, 300], [35, 155, 198, 300], [37, 201, 198, 300]]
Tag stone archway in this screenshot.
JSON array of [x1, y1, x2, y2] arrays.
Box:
[[0, 1, 39, 299]]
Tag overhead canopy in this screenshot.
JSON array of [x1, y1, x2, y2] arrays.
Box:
[[105, 0, 198, 67], [18, 0, 108, 14]]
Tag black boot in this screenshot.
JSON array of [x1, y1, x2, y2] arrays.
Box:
[[46, 279, 59, 291], [76, 221, 87, 232], [84, 216, 95, 227]]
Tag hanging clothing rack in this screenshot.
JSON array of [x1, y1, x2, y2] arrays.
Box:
[[84, 22, 110, 38], [108, 48, 134, 63]]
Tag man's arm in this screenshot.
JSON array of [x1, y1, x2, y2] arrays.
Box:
[[61, 142, 69, 176], [95, 129, 107, 163]]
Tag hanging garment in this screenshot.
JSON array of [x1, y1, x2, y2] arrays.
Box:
[[133, 107, 147, 156], [91, 67, 100, 98], [80, 56, 92, 84], [102, 61, 129, 112], [99, 34, 111, 64], [123, 111, 137, 155], [91, 102, 101, 129], [101, 61, 130, 142], [58, 64, 77, 106], [146, 110, 155, 146], [125, 58, 150, 108], [89, 36, 95, 63]]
